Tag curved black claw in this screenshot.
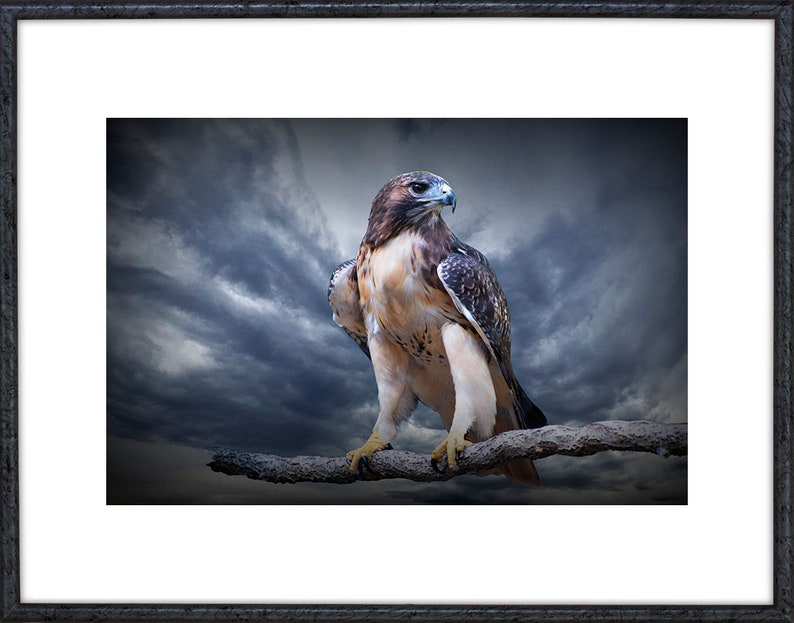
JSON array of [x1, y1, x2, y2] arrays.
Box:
[[358, 455, 371, 476], [431, 457, 447, 474], [384, 443, 393, 450], [456, 448, 466, 462]]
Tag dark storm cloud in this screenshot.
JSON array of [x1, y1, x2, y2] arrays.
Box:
[[107, 118, 686, 504], [107, 119, 376, 461], [497, 197, 687, 424]]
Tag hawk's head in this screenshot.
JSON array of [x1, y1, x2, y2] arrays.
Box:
[[363, 171, 457, 247], [372, 171, 457, 222]]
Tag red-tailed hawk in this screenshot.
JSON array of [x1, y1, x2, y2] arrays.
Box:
[[328, 171, 547, 484]]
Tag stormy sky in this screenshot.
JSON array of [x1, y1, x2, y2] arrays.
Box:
[[107, 118, 687, 504]]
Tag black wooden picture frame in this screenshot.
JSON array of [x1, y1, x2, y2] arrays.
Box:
[[1, 2, 792, 622]]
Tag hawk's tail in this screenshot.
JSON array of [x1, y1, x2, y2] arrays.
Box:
[[510, 378, 547, 429], [500, 458, 541, 486], [503, 376, 545, 486]]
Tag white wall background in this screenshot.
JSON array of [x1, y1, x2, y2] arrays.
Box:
[[18, 17, 773, 604]]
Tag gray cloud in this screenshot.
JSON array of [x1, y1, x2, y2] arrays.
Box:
[[107, 118, 687, 504]]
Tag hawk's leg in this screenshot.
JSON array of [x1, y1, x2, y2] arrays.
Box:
[[346, 335, 416, 474], [433, 323, 497, 471]]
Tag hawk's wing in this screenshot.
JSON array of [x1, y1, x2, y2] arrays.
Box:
[[437, 246, 546, 429], [328, 259, 370, 359]]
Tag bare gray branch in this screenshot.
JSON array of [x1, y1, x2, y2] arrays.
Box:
[[207, 420, 687, 484]]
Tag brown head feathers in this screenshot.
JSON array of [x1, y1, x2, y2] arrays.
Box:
[[362, 171, 458, 249]]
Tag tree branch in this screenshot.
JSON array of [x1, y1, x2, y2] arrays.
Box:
[[207, 420, 687, 484]]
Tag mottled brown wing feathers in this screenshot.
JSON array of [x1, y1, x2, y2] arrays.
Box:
[[437, 249, 511, 362]]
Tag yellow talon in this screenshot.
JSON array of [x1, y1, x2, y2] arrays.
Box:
[[430, 431, 472, 471], [346, 431, 388, 473]]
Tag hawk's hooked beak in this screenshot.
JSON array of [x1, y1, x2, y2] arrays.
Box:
[[439, 183, 457, 213], [415, 180, 457, 215]]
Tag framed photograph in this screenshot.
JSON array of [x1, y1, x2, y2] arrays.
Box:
[[107, 117, 688, 505], [1, 2, 791, 622]]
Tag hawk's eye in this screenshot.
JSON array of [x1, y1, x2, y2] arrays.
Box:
[[410, 182, 429, 194]]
